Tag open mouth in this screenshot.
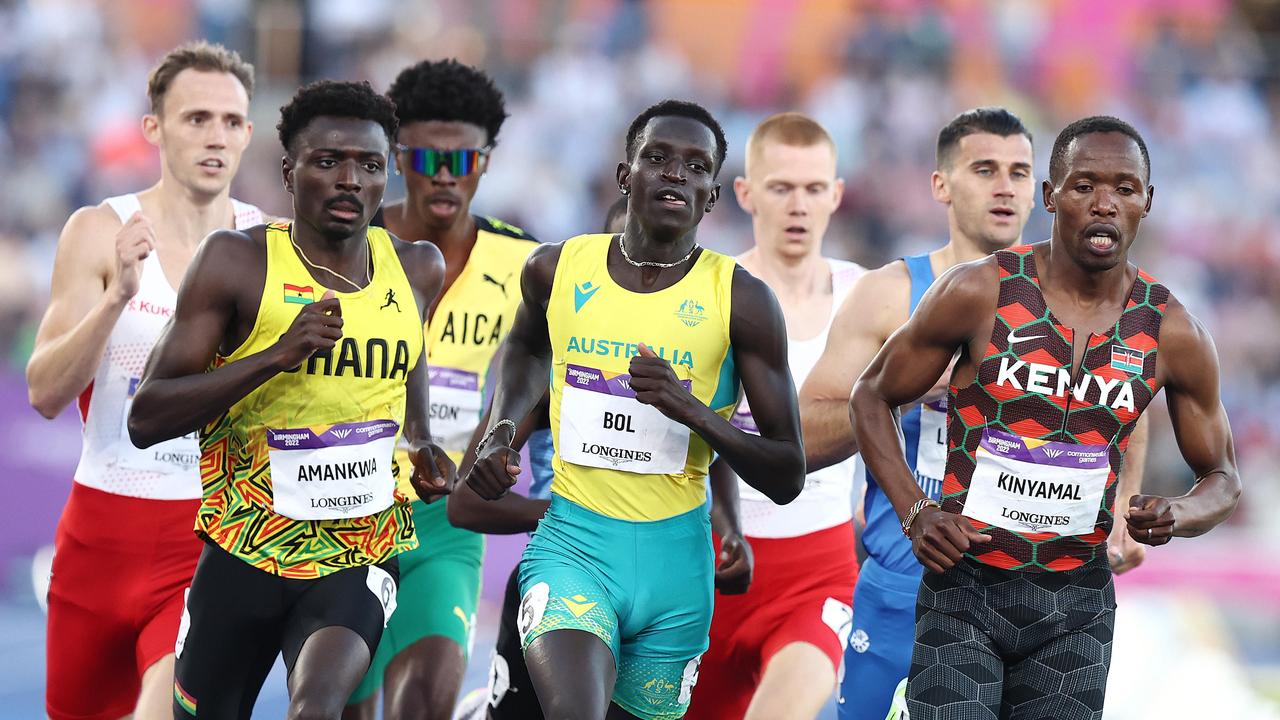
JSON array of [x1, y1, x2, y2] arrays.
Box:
[[990, 207, 1015, 220], [784, 225, 807, 238], [1083, 223, 1120, 253], [198, 158, 226, 171], [656, 189, 687, 207]]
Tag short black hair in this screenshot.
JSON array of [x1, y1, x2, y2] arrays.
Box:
[[387, 59, 508, 146], [625, 99, 728, 176], [936, 107, 1032, 169], [1049, 115, 1150, 183], [277, 80, 398, 157]]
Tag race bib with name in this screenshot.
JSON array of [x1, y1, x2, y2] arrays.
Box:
[[117, 375, 201, 474], [963, 428, 1109, 536], [915, 398, 947, 490], [268, 419, 399, 521], [428, 366, 483, 453], [558, 364, 692, 475]]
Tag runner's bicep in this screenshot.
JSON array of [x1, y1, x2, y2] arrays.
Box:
[[143, 248, 236, 381], [730, 273, 800, 443], [31, 209, 115, 348], [802, 278, 894, 404]]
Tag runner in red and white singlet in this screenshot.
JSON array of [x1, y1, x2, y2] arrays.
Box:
[[27, 43, 261, 720], [686, 113, 864, 720]]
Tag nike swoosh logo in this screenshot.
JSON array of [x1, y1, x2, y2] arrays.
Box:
[[1007, 329, 1046, 345], [574, 283, 600, 312]]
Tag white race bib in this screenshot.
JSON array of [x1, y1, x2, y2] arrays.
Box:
[[428, 366, 483, 453], [116, 375, 202, 474], [963, 428, 1110, 536], [267, 419, 399, 521], [558, 364, 691, 475], [914, 398, 947, 484]]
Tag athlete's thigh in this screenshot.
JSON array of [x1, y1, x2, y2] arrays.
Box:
[[172, 544, 284, 718], [838, 577, 918, 720], [904, 606, 1003, 720], [682, 598, 754, 720], [382, 635, 466, 718], [489, 565, 544, 720], [525, 629, 618, 719], [1001, 608, 1114, 720], [281, 558, 399, 677], [614, 652, 704, 720]]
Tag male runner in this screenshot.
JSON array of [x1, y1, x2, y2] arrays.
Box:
[[686, 112, 864, 720], [465, 99, 806, 720], [128, 80, 455, 717], [341, 58, 539, 720], [850, 116, 1240, 720], [799, 108, 1149, 720], [26, 42, 260, 720]]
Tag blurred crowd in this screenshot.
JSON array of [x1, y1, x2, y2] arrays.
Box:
[[2, 0, 1278, 533]]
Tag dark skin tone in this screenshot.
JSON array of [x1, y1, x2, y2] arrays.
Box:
[[128, 116, 456, 718], [466, 115, 805, 719], [850, 131, 1240, 575], [341, 118, 496, 720]]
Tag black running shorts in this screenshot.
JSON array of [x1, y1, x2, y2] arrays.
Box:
[[171, 540, 399, 718], [488, 563, 545, 719]]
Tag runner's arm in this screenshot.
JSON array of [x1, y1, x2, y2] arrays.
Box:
[[1139, 302, 1240, 538], [448, 394, 551, 533], [675, 268, 804, 504], [128, 230, 303, 446], [799, 265, 903, 471], [1108, 413, 1149, 573], [709, 456, 752, 594], [397, 239, 455, 501], [463, 244, 560, 499], [851, 262, 992, 522], [27, 207, 137, 418]]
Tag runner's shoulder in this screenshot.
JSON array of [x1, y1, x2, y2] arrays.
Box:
[[57, 203, 129, 257], [930, 253, 1000, 301], [387, 228, 446, 288], [476, 215, 538, 244], [198, 225, 267, 269]]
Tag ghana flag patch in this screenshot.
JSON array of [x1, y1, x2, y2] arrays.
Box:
[[284, 283, 315, 305], [174, 680, 197, 715]]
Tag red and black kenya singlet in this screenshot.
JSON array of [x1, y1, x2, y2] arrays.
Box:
[[944, 245, 1169, 571]]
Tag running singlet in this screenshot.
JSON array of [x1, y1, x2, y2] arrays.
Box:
[[547, 233, 739, 521], [859, 253, 945, 573], [731, 258, 865, 538], [73, 194, 263, 500], [946, 245, 1167, 571], [390, 216, 537, 494], [197, 223, 424, 578]]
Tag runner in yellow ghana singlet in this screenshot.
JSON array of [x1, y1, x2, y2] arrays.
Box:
[[465, 100, 807, 720], [343, 59, 539, 720], [128, 80, 455, 718]]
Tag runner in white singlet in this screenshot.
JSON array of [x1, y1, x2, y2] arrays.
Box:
[[26, 43, 261, 720]]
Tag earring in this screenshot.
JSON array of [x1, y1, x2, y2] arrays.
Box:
[[619, 186, 630, 196]]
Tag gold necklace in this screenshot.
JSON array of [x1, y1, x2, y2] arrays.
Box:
[[289, 224, 370, 291]]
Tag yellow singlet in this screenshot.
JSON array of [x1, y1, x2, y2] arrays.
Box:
[[391, 217, 538, 496], [547, 233, 739, 521], [198, 222, 424, 579]]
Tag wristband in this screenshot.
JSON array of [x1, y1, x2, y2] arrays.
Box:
[[901, 498, 941, 537]]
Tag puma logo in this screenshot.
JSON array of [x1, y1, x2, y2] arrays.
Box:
[[482, 273, 511, 296]]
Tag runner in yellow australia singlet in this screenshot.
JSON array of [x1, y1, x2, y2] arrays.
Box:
[[128, 81, 454, 717], [346, 59, 539, 719], [465, 101, 806, 720]]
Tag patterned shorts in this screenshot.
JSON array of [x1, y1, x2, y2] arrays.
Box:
[[907, 557, 1115, 720]]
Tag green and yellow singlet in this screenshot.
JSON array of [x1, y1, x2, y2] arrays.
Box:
[[197, 222, 424, 579], [391, 217, 538, 495], [546, 233, 739, 521]]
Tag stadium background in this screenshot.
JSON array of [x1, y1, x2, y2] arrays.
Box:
[[1, 0, 1278, 716]]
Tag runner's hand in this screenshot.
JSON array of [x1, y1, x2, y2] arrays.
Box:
[[273, 290, 343, 370], [629, 343, 696, 424], [108, 211, 157, 303], [410, 442, 458, 504], [465, 445, 521, 501], [1126, 494, 1175, 547], [910, 506, 991, 573], [714, 533, 753, 595], [1107, 517, 1146, 574]]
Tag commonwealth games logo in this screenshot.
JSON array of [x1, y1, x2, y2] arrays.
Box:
[[675, 299, 706, 327]]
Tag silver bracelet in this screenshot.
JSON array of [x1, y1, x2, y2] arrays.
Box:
[[475, 419, 517, 456]]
